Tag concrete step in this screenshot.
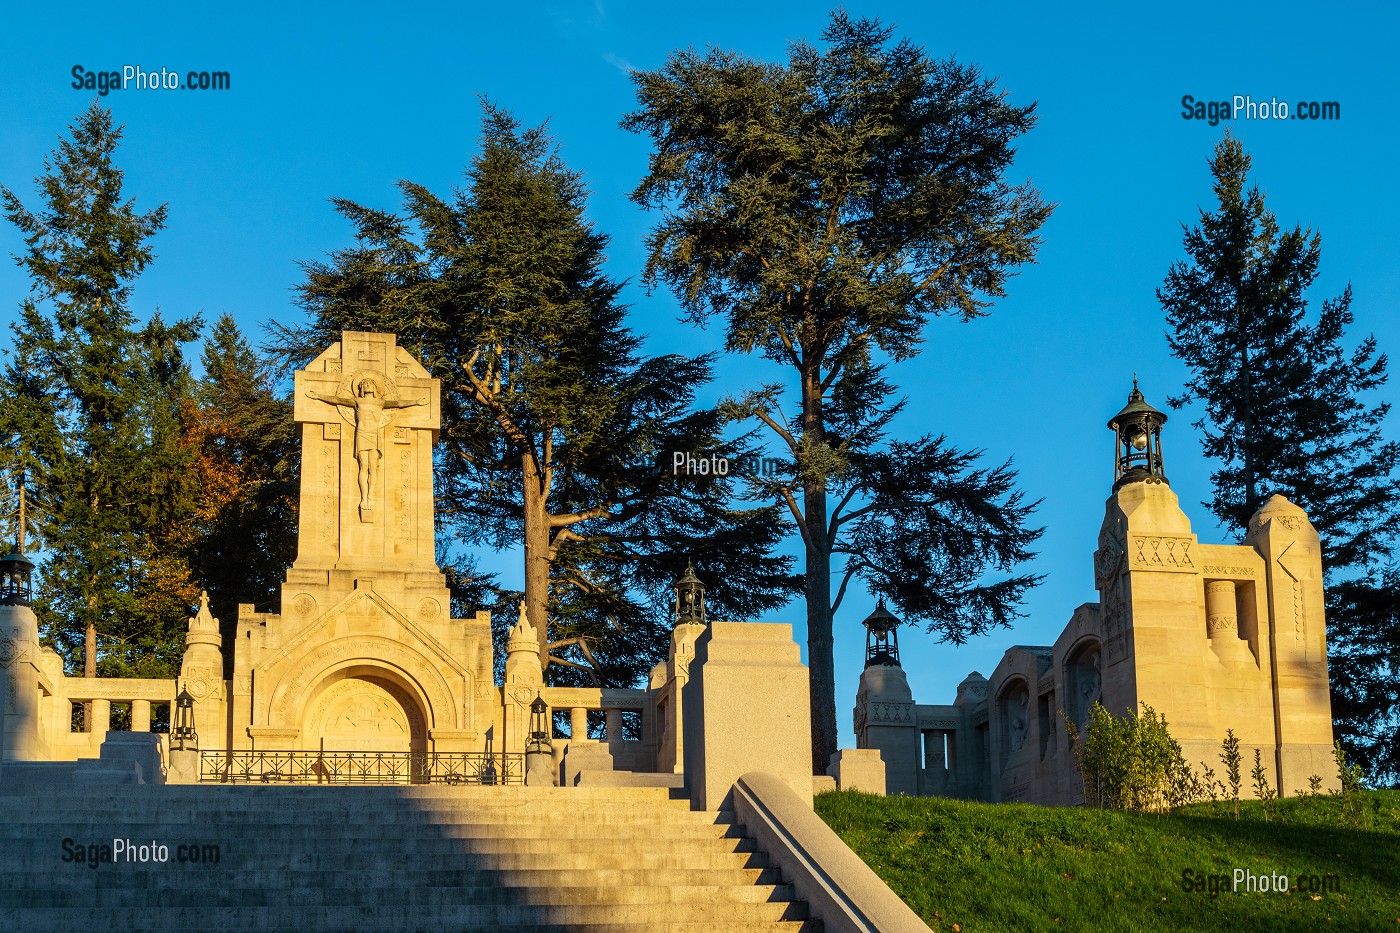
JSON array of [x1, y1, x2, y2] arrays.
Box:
[[2, 785, 694, 804], [0, 919, 818, 933], [0, 846, 773, 873], [1, 881, 800, 909], [0, 784, 808, 932], [0, 866, 786, 891], [0, 818, 743, 840], [0, 901, 812, 927], [0, 837, 759, 865], [0, 815, 727, 834]]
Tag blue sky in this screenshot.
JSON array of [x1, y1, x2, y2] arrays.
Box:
[[3, 1, 1397, 746]]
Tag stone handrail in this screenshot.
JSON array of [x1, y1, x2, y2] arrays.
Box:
[[732, 771, 933, 933]]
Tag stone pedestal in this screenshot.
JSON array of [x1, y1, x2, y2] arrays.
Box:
[[828, 748, 886, 795], [167, 748, 200, 784], [73, 732, 164, 785], [525, 748, 555, 786], [683, 622, 813, 810]]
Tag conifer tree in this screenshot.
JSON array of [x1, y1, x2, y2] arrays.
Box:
[[186, 314, 298, 657], [281, 104, 798, 685], [625, 12, 1050, 767], [1159, 136, 1400, 783], [0, 104, 201, 682]]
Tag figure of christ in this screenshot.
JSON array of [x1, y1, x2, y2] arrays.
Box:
[[309, 379, 427, 512]]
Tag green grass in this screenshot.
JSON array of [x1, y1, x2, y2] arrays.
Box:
[[814, 788, 1400, 933]]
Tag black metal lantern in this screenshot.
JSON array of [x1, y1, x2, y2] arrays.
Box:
[[1108, 377, 1168, 490], [673, 560, 707, 627], [527, 692, 551, 752], [171, 685, 198, 751], [0, 549, 34, 607], [862, 599, 901, 668]]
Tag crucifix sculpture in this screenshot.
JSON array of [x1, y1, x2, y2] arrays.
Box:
[[308, 377, 427, 516]]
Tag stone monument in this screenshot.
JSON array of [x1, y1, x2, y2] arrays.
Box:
[[229, 331, 495, 755]]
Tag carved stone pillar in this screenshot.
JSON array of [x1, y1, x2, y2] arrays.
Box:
[[1206, 579, 1254, 665]]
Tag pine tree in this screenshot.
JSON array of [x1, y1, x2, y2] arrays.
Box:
[[279, 104, 798, 686], [0, 104, 201, 683], [1159, 135, 1400, 783], [185, 314, 298, 658], [625, 12, 1050, 768]]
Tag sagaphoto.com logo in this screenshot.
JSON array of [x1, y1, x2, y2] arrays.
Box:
[[1181, 94, 1339, 126], [71, 64, 231, 96]]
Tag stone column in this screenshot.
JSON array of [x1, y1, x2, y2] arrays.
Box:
[[0, 601, 43, 761], [569, 707, 590, 742], [90, 698, 111, 736], [178, 592, 226, 749], [1246, 494, 1337, 793], [658, 622, 705, 774], [853, 663, 919, 796], [605, 708, 623, 743], [131, 700, 151, 733], [502, 603, 544, 757], [1205, 580, 1254, 665]]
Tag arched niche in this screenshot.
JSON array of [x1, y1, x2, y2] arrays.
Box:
[[1065, 638, 1103, 732], [996, 676, 1032, 767]]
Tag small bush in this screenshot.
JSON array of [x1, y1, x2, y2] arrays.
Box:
[[1219, 729, 1242, 818], [1065, 702, 1195, 812]]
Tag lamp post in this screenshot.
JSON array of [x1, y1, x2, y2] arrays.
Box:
[[1108, 376, 1168, 490], [861, 599, 901, 668], [171, 685, 198, 752], [524, 692, 554, 786]]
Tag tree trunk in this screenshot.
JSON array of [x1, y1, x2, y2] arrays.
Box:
[[801, 366, 835, 775], [83, 619, 96, 732], [521, 452, 552, 671]]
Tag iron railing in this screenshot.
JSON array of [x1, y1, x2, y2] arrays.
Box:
[[198, 749, 525, 785]]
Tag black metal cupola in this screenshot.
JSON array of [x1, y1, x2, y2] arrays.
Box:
[[862, 598, 901, 668], [1, 470, 33, 606], [0, 549, 33, 607], [1108, 376, 1168, 490], [673, 560, 707, 627]]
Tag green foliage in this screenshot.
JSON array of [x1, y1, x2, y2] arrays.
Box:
[[1159, 135, 1400, 785], [626, 10, 1050, 767], [816, 788, 1400, 932], [1332, 739, 1375, 829], [1220, 729, 1243, 818], [184, 314, 298, 662], [279, 102, 798, 686], [1066, 702, 1197, 812], [0, 104, 201, 679], [1326, 570, 1400, 787], [1250, 748, 1277, 820]]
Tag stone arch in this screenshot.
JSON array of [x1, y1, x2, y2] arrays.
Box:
[[263, 635, 466, 736], [996, 676, 1032, 765], [302, 666, 428, 754], [1064, 637, 1103, 732]]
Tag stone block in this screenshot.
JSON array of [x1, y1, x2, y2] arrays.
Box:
[[828, 748, 886, 795], [683, 622, 813, 810]]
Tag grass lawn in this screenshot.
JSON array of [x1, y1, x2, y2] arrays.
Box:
[[814, 788, 1400, 932]]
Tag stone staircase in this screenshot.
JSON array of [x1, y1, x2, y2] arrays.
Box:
[[0, 783, 820, 932]]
